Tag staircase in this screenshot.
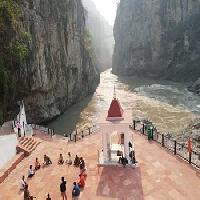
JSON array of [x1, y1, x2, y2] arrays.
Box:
[[16, 136, 41, 156]]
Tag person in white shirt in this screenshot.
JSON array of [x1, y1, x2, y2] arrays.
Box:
[[28, 165, 35, 178], [20, 175, 27, 191], [66, 152, 72, 165]]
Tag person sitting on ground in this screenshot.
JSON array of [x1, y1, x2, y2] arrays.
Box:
[[28, 165, 35, 178], [35, 157, 41, 170], [20, 175, 27, 191], [72, 182, 80, 200], [43, 154, 52, 166], [73, 155, 80, 167], [79, 157, 85, 173], [78, 174, 85, 189], [80, 168, 87, 180], [122, 157, 128, 167], [118, 155, 124, 164], [46, 193, 51, 200], [66, 152, 72, 165], [24, 184, 33, 200], [58, 153, 64, 165]]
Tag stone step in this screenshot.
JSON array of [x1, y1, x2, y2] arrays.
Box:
[[28, 141, 41, 153], [24, 138, 34, 149], [19, 137, 27, 145], [21, 137, 32, 147], [16, 137, 42, 156], [27, 141, 37, 151]]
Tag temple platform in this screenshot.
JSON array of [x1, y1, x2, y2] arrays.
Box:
[[0, 131, 200, 199]]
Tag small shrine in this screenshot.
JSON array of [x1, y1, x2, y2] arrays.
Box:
[[98, 88, 134, 165]]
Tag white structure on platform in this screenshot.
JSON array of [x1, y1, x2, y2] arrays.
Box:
[[14, 101, 33, 136], [98, 94, 133, 165], [0, 134, 17, 168]]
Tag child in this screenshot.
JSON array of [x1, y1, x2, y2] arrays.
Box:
[[35, 157, 41, 170], [28, 165, 35, 178]]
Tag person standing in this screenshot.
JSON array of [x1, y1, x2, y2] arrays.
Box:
[[79, 157, 85, 173], [60, 177, 67, 200], [72, 182, 80, 200], [46, 193, 51, 200], [20, 175, 27, 191], [16, 121, 22, 137], [24, 184, 33, 200]]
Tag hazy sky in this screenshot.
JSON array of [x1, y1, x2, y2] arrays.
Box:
[[90, 0, 117, 26]]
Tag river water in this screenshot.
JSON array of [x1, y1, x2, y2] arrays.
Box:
[[48, 69, 200, 135]]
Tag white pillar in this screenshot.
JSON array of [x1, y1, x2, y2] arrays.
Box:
[[124, 132, 130, 159], [102, 132, 108, 162]]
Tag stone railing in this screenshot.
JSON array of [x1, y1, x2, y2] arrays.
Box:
[[68, 125, 99, 142], [30, 124, 55, 136], [130, 120, 200, 170]]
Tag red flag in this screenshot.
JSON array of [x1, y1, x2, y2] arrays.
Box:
[[188, 137, 192, 153]]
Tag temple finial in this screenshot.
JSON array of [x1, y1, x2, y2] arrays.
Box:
[[114, 85, 116, 99]]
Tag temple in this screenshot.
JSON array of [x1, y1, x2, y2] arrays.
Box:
[[98, 92, 134, 165]]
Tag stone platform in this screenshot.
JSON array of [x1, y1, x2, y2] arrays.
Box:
[[0, 131, 200, 200]]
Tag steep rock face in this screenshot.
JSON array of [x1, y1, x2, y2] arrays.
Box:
[[1, 0, 99, 123], [188, 78, 200, 94], [113, 0, 200, 82], [82, 0, 114, 71]]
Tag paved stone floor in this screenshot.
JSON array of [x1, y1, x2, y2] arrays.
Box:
[[1, 131, 200, 200]]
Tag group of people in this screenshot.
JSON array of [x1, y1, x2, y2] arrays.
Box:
[[20, 152, 87, 200], [118, 150, 136, 167], [59, 154, 87, 200], [58, 152, 72, 165], [20, 155, 52, 199]]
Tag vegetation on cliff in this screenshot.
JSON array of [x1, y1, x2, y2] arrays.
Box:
[[0, 0, 30, 124], [0, 0, 99, 124]]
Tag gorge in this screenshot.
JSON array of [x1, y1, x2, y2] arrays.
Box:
[[82, 0, 114, 71], [112, 0, 200, 89]]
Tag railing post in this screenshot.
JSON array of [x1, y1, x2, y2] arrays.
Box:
[[162, 134, 165, 147], [82, 130, 84, 138], [133, 120, 136, 130], [142, 124, 145, 134], [174, 140, 177, 155], [75, 129, 77, 142], [69, 133, 72, 141], [189, 152, 192, 164]]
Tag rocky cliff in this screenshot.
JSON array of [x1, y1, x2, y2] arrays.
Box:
[[189, 78, 200, 94], [0, 0, 99, 124], [82, 0, 114, 71], [113, 0, 200, 82]]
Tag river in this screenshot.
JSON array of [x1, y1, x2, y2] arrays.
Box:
[[48, 69, 200, 135]]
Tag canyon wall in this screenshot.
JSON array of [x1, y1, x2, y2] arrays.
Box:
[[0, 0, 100, 124], [113, 0, 200, 83], [82, 0, 114, 71]]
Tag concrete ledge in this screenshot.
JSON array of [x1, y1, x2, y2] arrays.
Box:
[[0, 152, 25, 184]]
